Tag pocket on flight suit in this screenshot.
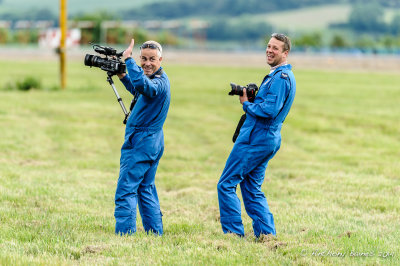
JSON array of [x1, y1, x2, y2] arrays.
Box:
[[249, 127, 281, 149], [128, 131, 146, 147], [249, 126, 270, 146], [235, 123, 255, 145], [139, 133, 162, 161]]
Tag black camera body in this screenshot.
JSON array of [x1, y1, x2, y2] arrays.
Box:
[[229, 82, 259, 143], [84, 44, 126, 75], [229, 83, 259, 102]]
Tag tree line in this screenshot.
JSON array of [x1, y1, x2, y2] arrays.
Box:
[[121, 0, 400, 19], [1, 0, 399, 22], [122, 0, 338, 19], [0, 0, 399, 52], [344, 2, 400, 34]]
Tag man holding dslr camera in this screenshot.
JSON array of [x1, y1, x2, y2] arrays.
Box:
[[114, 39, 170, 235], [217, 33, 296, 238]]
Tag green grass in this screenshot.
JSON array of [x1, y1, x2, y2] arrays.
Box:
[[0, 58, 399, 265]]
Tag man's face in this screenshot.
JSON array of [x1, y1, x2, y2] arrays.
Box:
[[266, 37, 288, 67], [140, 48, 162, 76]]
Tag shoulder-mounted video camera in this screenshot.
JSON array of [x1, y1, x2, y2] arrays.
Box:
[[84, 43, 130, 124], [229, 83, 258, 103], [84, 43, 126, 75]]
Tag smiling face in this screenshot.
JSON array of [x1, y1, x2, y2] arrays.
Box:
[[266, 37, 289, 67], [140, 48, 162, 76]]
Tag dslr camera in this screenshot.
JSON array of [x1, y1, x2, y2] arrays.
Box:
[[229, 83, 258, 102], [229, 82, 259, 143], [84, 43, 126, 75]]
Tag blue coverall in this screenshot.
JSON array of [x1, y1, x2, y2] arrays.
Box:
[[217, 64, 296, 237], [114, 58, 170, 235]]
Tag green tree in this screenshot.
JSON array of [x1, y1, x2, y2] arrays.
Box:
[[156, 30, 179, 46], [293, 32, 323, 49], [206, 18, 272, 41], [132, 29, 149, 45], [348, 2, 386, 32], [123, 0, 342, 19], [390, 13, 400, 34], [355, 35, 375, 50], [330, 34, 348, 48], [380, 35, 399, 51], [72, 11, 118, 43], [0, 28, 8, 43]]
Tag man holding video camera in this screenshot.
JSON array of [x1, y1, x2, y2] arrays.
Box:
[[114, 39, 170, 235], [217, 33, 296, 238]]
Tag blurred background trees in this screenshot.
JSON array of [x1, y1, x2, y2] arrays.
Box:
[[0, 0, 399, 53]]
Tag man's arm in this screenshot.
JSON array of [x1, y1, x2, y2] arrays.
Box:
[[117, 39, 164, 97], [119, 74, 136, 95], [124, 58, 165, 98], [242, 77, 289, 119], [116, 39, 136, 95]]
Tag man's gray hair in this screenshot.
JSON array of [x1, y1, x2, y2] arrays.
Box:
[[140, 40, 162, 57]]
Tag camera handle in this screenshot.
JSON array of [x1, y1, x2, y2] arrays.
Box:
[[106, 72, 129, 124]]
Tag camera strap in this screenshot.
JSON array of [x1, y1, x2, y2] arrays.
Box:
[[232, 113, 247, 143], [129, 91, 140, 112], [129, 68, 164, 112]]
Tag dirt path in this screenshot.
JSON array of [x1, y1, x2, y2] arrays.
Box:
[[164, 50, 400, 73], [1, 47, 399, 72]]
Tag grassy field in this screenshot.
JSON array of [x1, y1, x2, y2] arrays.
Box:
[[0, 58, 399, 265]]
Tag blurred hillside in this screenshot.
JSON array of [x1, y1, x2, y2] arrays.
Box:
[[0, 0, 161, 15], [0, 0, 400, 53], [2, 0, 398, 17]]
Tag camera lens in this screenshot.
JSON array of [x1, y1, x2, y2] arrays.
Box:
[[84, 54, 94, 66], [229, 83, 244, 96]]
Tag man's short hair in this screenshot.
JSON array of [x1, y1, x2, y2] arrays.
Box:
[[271, 33, 291, 52], [140, 40, 162, 57]]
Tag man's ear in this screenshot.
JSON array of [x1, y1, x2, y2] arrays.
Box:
[[283, 50, 289, 59], [159, 56, 163, 62]]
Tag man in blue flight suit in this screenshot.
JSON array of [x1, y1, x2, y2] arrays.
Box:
[[114, 39, 170, 235], [217, 33, 296, 237]]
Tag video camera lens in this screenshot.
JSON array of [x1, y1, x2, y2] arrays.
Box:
[[84, 54, 94, 66], [84, 53, 126, 74], [84, 54, 109, 68]]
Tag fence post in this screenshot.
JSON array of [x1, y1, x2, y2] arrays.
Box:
[[59, 0, 67, 89]]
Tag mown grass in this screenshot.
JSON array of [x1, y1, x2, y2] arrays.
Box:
[[0, 58, 399, 265]]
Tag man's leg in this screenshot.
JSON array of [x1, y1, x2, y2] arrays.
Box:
[[240, 147, 278, 237], [137, 148, 164, 235], [114, 134, 152, 235], [217, 143, 249, 236]]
